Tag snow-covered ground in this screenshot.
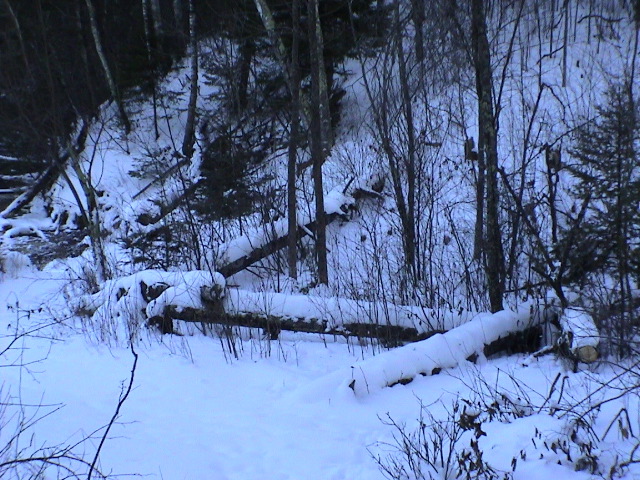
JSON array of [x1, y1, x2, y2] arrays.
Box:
[[2, 263, 639, 480], [1, 4, 639, 478]]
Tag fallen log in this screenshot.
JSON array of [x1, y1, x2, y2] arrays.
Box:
[[76, 269, 477, 343], [136, 180, 202, 226], [132, 156, 190, 200], [218, 214, 342, 278], [217, 174, 384, 278], [291, 306, 542, 398], [147, 282, 480, 343], [154, 304, 438, 344], [77, 267, 544, 360], [1, 122, 88, 219], [0, 164, 60, 218]]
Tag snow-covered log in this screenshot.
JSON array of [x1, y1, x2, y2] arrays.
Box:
[[1, 165, 59, 218], [217, 175, 383, 278], [77, 269, 543, 355], [77, 269, 479, 342], [136, 180, 201, 226], [75, 269, 226, 335], [224, 289, 473, 335], [299, 306, 541, 397], [163, 287, 479, 343], [1, 122, 88, 219], [556, 308, 599, 363]]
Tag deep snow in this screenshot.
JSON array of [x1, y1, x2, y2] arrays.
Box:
[[1, 263, 639, 479]]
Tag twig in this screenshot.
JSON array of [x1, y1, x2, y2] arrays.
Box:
[[87, 341, 138, 480]]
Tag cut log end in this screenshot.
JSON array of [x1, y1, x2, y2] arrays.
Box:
[[575, 345, 598, 363]]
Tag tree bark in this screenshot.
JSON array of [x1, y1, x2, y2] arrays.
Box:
[[394, 2, 418, 281], [149, 0, 163, 39], [252, 0, 311, 130], [181, 0, 198, 158], [173, 0, 183, 31], [410, 0, 425, 63], [287, 0, 302, 280], [311, 0, 332, 151], [65, 121, 110, 281], [473, 144, 486, 260], [561, 0, 570, 87], [141, 0, 160, 139], [308, 0, 328, 285], [236, 40, 254, 115], [156, 303, 431, 345], [471, 0, 504, 312]]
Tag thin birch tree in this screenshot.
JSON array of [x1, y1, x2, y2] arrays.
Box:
[[84, 0, 131, 134]]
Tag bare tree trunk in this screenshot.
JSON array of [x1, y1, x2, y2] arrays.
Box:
[[2, 0, 29, 71], [308, 0, 328, 285], [471, 0, 504, 312], [629, 15, 639, 103], [287, 0, 301, 280], [311, 0, 332, 151], [182, 0, 198, 158], [561, 0, 570, 87], [549, 0, 556, 54], [75, 0, 97, 111], [66, 122, 111, 282], [410, 0, 425, 63], [173, 0, 183, 28], [473, 150, 486, 260], [141, 0, 160, 139], [84, 0, 131, 134], [394, 2, 418, 280], [236, 40, 254, 114], [252, 0, 310, 130], [171, 0, 185, 48], [150, 0, 163, 38], [253, 0, 294, 93]]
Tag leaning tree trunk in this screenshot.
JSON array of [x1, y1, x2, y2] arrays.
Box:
[[65, 123, 111, 282], [471, 0, 504, 312], [84, 0, 130, 134]]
